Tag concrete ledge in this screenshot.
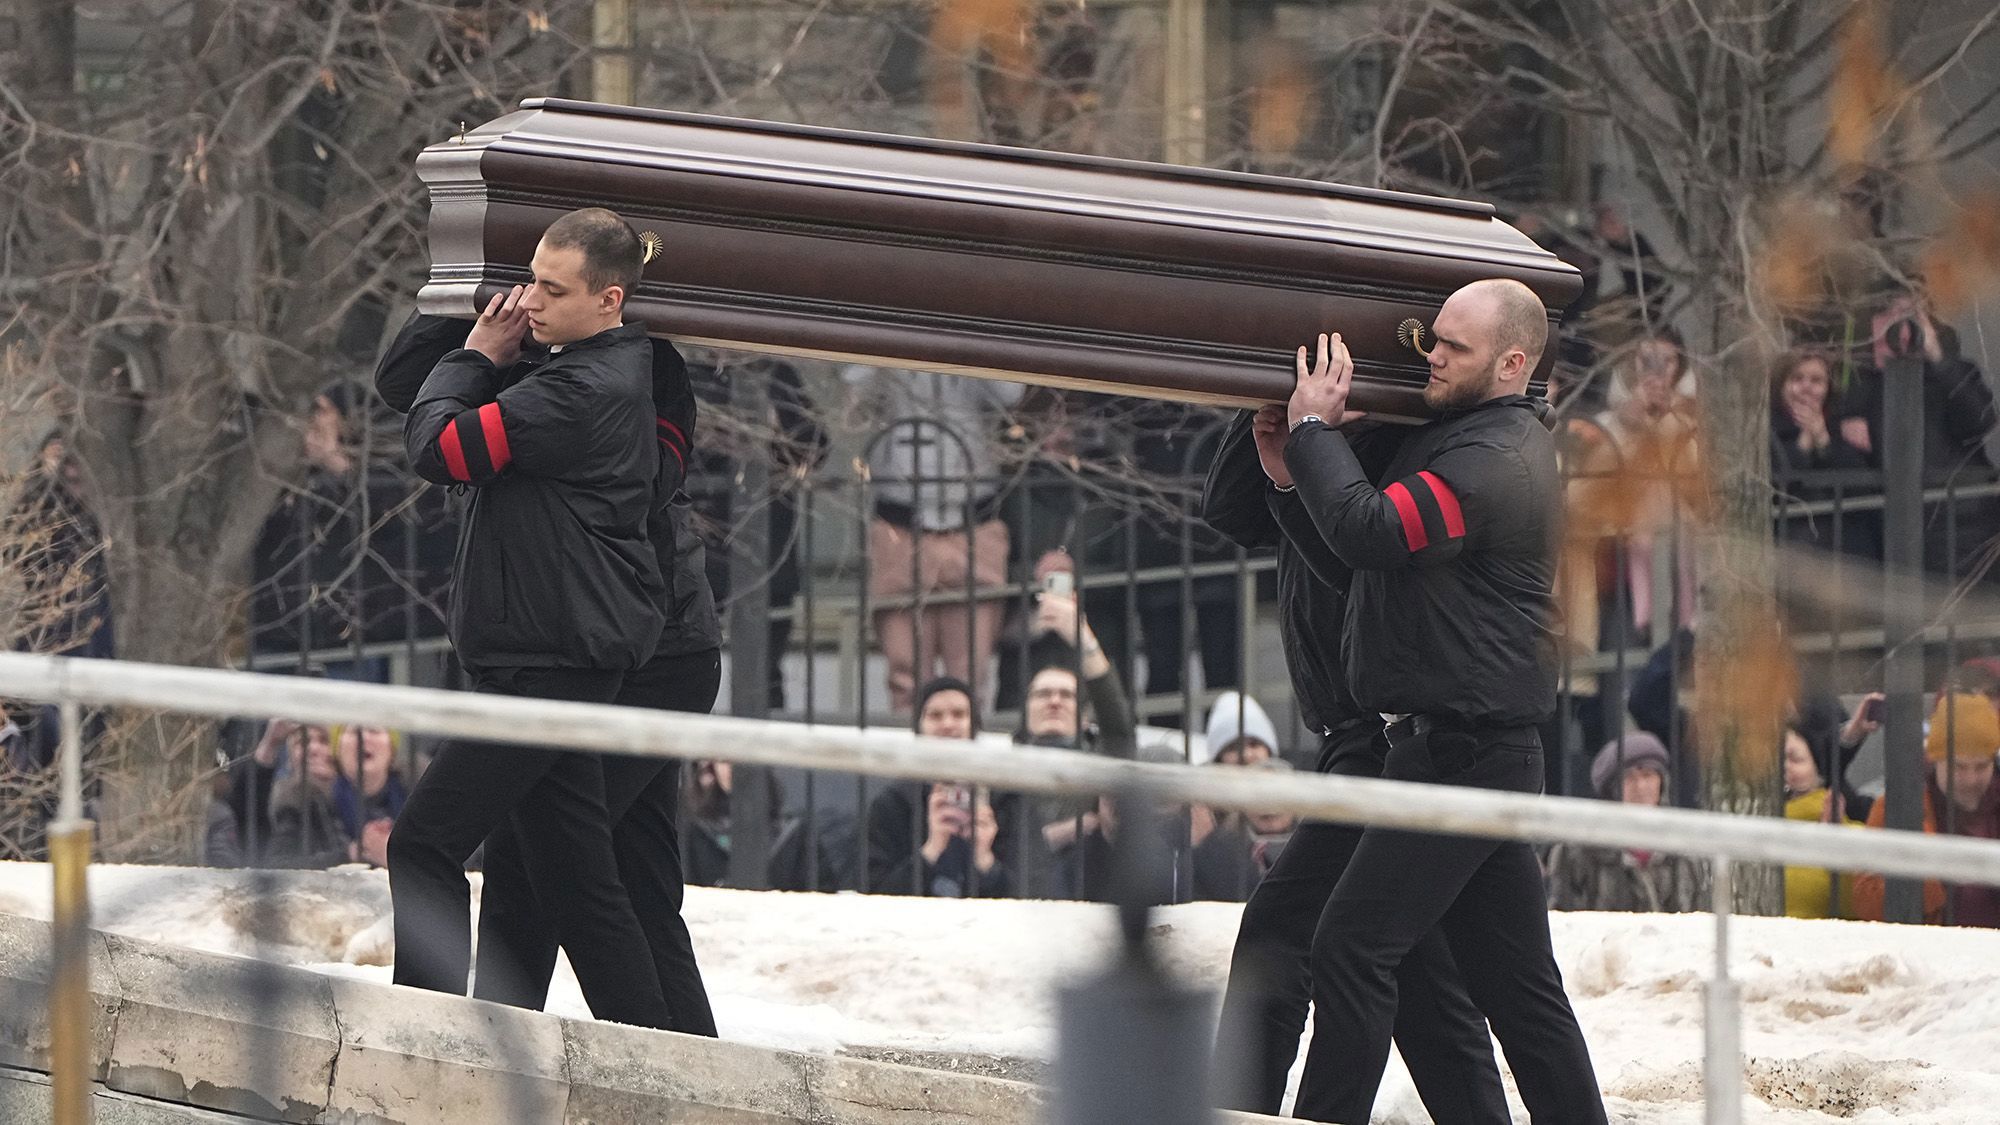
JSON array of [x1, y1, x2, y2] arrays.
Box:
[[561, 1016, 812, 1123], [325, 974, 569, 1125], [101, 932, 337, 1122], [0, 914, 1297, 1125], [0, 1066, 261, 1123], [808, 1052, 1046, 1125], [0, 911, 121, 1079]]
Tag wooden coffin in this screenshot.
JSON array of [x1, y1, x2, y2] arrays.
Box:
[[417, 98, 1581, 419]]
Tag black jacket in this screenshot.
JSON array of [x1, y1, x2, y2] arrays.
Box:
[[865, 781, 1020, 898], [1201, 412, 1404, 735], [1285, 395, 1562, 727], [1047, 816, 1262, 904], [378, 313, 720, 661], [640, 342, 723, 657], [1834, 344, 1996, 477], [402, 323, 664, 670]]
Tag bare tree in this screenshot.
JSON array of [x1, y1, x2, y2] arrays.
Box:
[[0, 0, 598, 858]]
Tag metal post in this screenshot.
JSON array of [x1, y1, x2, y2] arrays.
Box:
[[49, 698, 94, 1125], [1881, 352, 1926, 922], [592, 0, 636, 106], [728, 370, 774, 888], [1704, 855, 1740, 1125], [1163, 0, 1210, 165], [1054, 789, 1211, 1125]]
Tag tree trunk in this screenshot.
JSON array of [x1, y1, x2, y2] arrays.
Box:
[[1692, 319, 1789, 914], [71, 326, 297, 863]]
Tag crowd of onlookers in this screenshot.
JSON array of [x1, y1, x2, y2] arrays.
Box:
[[1545, 654, 2000, 927], [188, 590, 1296, 905], [205, 717, 407, 870]]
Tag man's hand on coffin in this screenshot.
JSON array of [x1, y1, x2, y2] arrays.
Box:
[[1289, 332, 1366, 430], [466, 285, 530, 369], [1252, 406, 1294, 488]]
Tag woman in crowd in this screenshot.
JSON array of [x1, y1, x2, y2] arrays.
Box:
[[331, 724, 406, 868], [1780, 723, 1860, 918], [1769, 348, 1879, 562]]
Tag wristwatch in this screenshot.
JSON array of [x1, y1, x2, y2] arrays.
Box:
[[1290, 413, 1326, 433]]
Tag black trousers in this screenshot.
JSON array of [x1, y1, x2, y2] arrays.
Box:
[[1215, 724, 1508, 1122], [387, 664, 672, 1030], [473, 649, 722, 1036], [1295, 725, 1606, 1124]]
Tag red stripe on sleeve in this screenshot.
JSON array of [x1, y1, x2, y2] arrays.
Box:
[[1419, 471, 1466, 539], [656, 416, 687, 450], [1385, 481, 1429, 552], [658, 435, 685, 470], [479, 401, 512, 472], [439, 420, 471, 482]]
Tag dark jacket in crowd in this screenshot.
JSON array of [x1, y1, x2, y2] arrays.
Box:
[[1769, 410, 1880, 561], [1, 707, 62, 860], [378, 312, 718, 661], [1285, 396, 1563, 726], [1201, 411, 1404, 736], [864, 781, 1021, 898], [4, 464, 115, 659], [1046, 810, 1258, 904], [1834, 332, 1996, 479], [221, 754, 278, 861], [1833, 332, 1996, 575], [396, 321, 666, 670], [267, 777, 352, 869], [1189, 820, 1267, 903], [332, 773, 407, 841]]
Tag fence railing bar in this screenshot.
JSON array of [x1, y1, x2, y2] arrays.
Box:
[[9, 652, 2000, 887]]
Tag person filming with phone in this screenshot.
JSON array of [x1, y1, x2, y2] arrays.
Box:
[[865, 676, 1018, 897]]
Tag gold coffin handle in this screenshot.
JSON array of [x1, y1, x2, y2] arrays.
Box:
[[1397, 318, 1433, 356]]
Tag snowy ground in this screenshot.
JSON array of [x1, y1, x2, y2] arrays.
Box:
[[4, 862, 2000, 1123]]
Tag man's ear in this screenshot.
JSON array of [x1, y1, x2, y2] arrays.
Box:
[[601, 285, 626, 315]]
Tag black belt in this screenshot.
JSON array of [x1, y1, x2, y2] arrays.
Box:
[[1384, 714, 1537, 743]]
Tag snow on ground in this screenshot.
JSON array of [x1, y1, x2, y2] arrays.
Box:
[[5, 861, 2000, 1123]]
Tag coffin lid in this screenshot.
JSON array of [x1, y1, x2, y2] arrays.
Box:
[[417, 98, 1581, 418]]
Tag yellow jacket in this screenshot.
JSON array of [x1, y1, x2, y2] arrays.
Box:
[[1783, 789, 1857, 919]]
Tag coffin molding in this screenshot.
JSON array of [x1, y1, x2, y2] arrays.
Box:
[[418, 98, 1582, 417]]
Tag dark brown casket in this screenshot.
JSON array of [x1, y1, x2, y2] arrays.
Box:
[[417, 98, 1580, 419]]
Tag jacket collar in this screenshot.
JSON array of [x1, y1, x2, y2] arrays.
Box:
[[1438, 392, 1546, 422], [546, 322, 647, 356]]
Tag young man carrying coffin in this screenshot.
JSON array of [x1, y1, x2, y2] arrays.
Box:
[[376, 302, 723, 1034], [1279, 279, 1606, 1123], [384, 207, 675, 1028]]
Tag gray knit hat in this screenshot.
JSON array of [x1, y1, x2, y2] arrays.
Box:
[[1590, 732, 1670, 798]]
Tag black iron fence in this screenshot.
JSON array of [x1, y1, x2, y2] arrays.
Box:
[[46, 401, 1999, 904]]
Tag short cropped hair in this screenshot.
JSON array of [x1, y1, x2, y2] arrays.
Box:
[[1468, 278, 1550, 370], [541, 207, 644, 299]]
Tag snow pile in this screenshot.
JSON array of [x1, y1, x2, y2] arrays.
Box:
[[5, 862, 2000, 1123]]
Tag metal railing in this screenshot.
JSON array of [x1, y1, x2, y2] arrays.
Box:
[[10, 651, 2000, 1123]]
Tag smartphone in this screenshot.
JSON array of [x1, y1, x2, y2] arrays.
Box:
[[1043, 570, 1074, 598], [1860, 697, 1883, 724]]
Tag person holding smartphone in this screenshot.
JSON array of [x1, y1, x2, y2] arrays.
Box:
[[864, 676, 1017, 897]]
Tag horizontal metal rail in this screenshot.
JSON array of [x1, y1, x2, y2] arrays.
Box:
[[6, 651, 2000, 887]]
